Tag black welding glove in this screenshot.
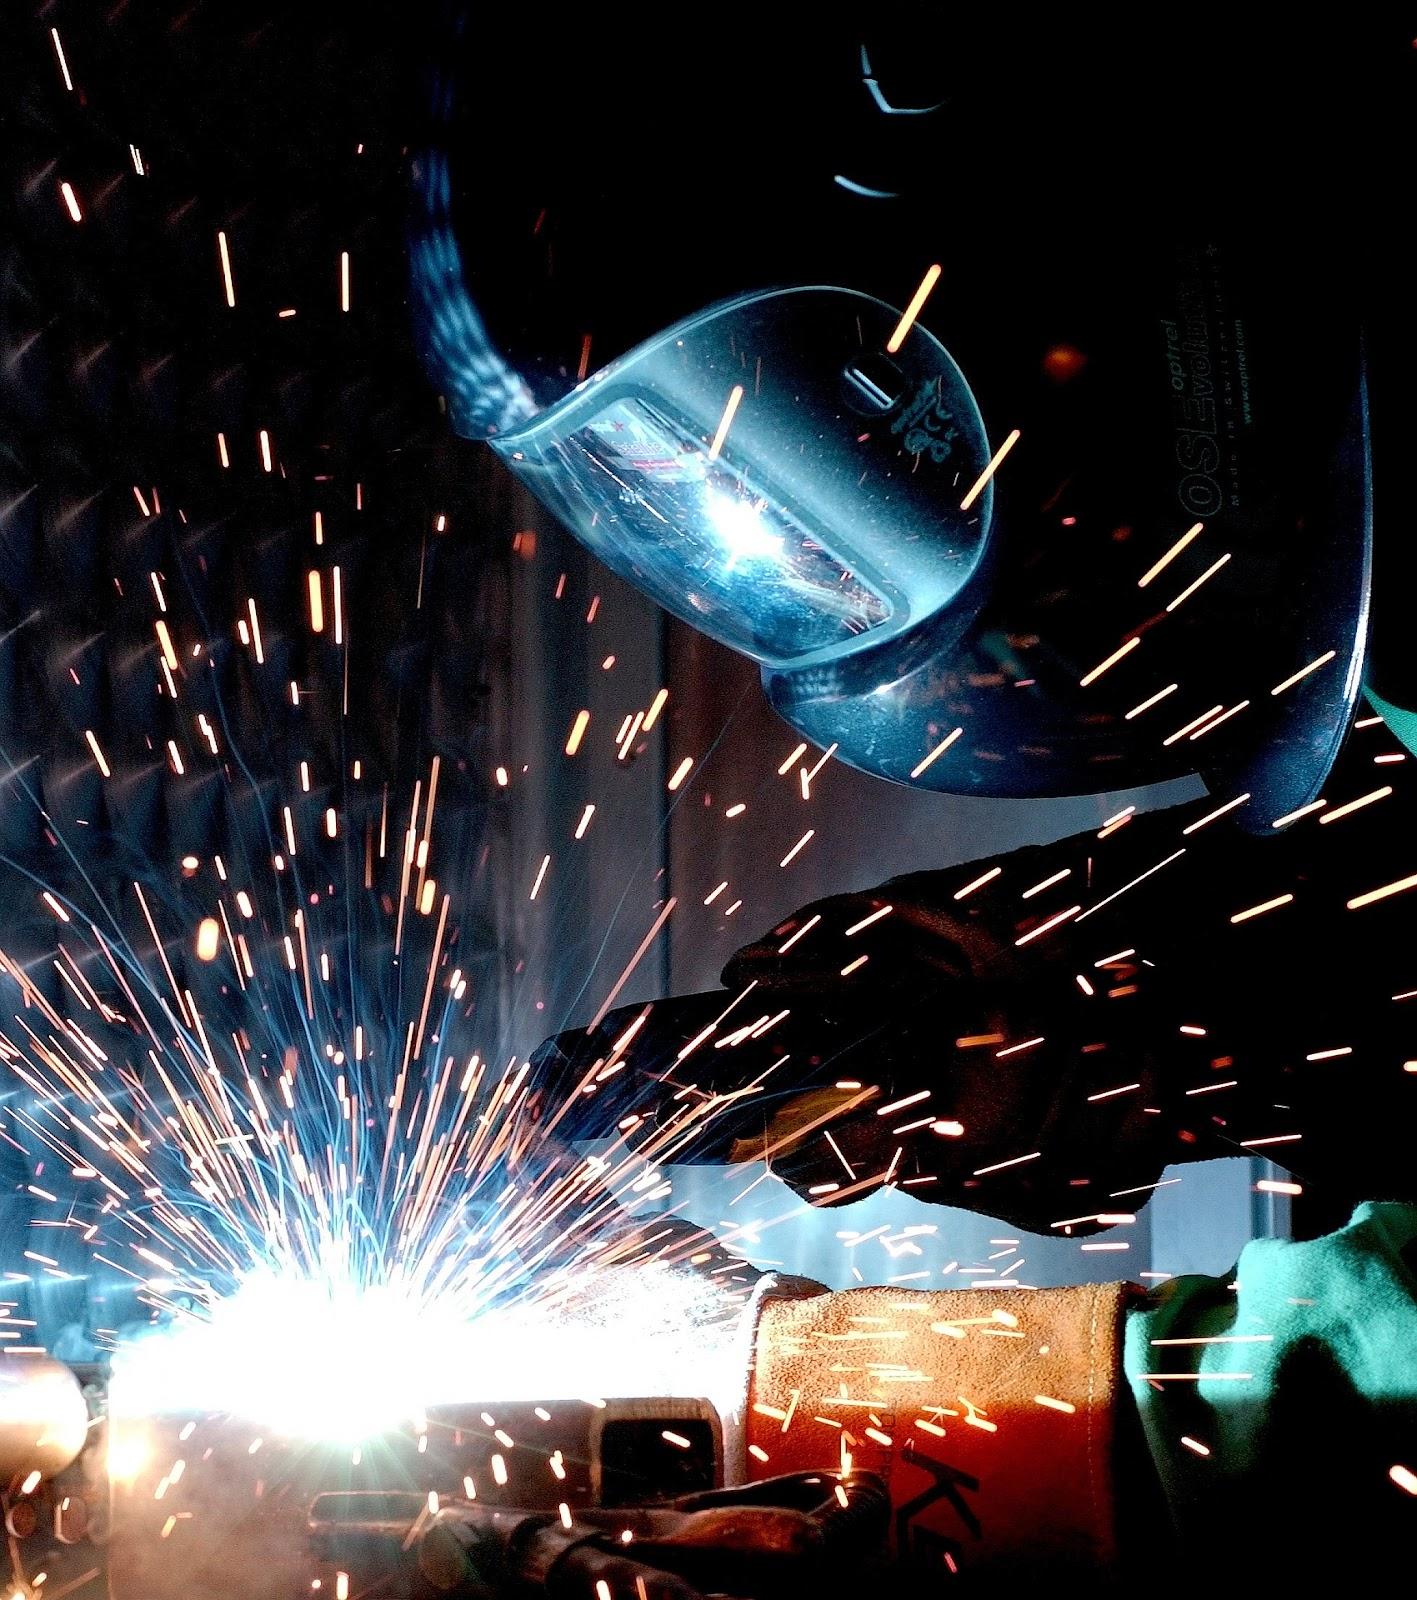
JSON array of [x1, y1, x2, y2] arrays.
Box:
[[531, 756, 1417, 1234]]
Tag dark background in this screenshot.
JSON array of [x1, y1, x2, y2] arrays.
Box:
[[3, 3, 1367, 1339]]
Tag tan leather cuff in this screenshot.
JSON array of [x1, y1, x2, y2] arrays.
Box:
[[740, 1279, 1134, 1576]]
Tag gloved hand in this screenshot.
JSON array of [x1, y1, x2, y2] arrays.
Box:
[[526, 865, 1187, 1236], [737, 1274, 1139, 1577], [530, 776, 1417, 1235]]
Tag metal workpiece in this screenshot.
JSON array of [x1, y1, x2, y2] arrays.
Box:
[[0, 1356, 89, 1482]]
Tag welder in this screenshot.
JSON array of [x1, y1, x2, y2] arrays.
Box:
[[415, 6, 1417, 1586]]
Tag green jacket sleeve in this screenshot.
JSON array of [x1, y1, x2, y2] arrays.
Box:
[[1123, 1202, 1417, 1578]]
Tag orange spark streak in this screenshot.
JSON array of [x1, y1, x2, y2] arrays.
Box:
[[1022, 867, 1070, 899], [777, 914, 820, 954], [1124, 681, 1178, 719], [529, 855, 551, 900], [1080, 635, 1140, 687], [1270, 649, 1336, 696], [960, 429, 1020, 512], [1181, 793, 1250, 833], [588, 899, 678, 1030], [953, 865, 1001, 900], [1076, 849, 1186, 921], [84, 730, 111, 778], [1014, 905, 1080, 947], [1137, 523, 1203, 587], [707, 385, 744, 461], [1320, 786, 1391, 824], [1230, 893, 1293, 924], [643, 688, 669, 729], [844, 904, 892, 936], [1164, 552, 1231, 612], [217, 231, 236, 307], [1347, 872, 1417, 910], [909, 726, 962, 779], [972, 1152, 1040, 1177], [1162, 704, 1223, 745], [1271, 799, 1325, 828], [780, 830, 815, 867], [51, 27, 74, 91], [565, 710, 590, 756], [886, 264, 942, 354]]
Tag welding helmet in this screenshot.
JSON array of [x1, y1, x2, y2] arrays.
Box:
[[413, 9, 1376, 827]]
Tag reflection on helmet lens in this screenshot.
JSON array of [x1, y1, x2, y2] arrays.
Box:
[[555, 397, 892, 660], [492, 286, 994, 671]]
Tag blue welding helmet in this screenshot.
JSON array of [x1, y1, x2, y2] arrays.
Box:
[[413, 10, 1375, 828]]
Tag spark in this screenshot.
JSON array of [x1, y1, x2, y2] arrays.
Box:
[[844, 904, 892, 936], [971, 1152, 1040, 1177], [707, 384, 745, 461], [1230, 893, 1293, 924], [995, 1037, 1044, 1059], [909, 727, 962, 779], [777, 914, 820, 953], [886, 264, 942, 353], [1139, 1373, 1253, 1382], [1164, 552, 1231, 612], [1022, 867, 1070, 899], [953, 865, 1001, 900], [1125, 682, 1179, 719], [643, 689, 669, 729], [217, 231, 237, 307], [1079, 635, 1140, 687], [530, 854, 551, 899], [85, 730, 112, 778], [960, 429, 1021, 512], [565, 710, 590, 756], [1270, 649, 1337, 696], [51, 27, 75, 91], [1162, 705, 1224, 746], [1347, 872, 1417, 910], [1181, 793, 1250, 833], [1014, 903, 1081, 946], [60, 181, 82, 222], [1320, 786, 1392, 824], [1271, 799, 1325, 828], [779, 830, 815, 867], [1188, 699, 1249, 740], [1137, 523, 1202, 587], [1076, 850, 1186, 922]]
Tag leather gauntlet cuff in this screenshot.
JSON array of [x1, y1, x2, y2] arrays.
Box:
[[736, 1277, 1137, 1577]]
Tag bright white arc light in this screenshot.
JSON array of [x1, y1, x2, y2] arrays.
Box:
[[109, 1265, 745, 1443], [706, 492, 783, 571]]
